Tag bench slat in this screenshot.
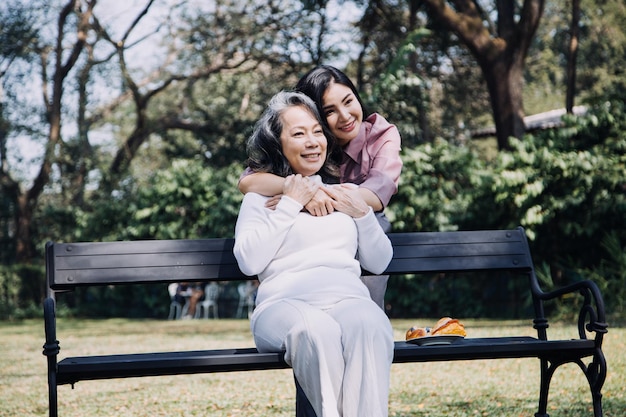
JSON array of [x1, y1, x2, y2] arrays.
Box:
[[387, 254, 529, 274], [387, 230, 533, 273], [48, 229, 533, 290], [55, 338, 596, 386], [388, 229, 522, 245], [391, 242, 528, 259], [394, 337, 596, 362], [51, 265, 244, 286], [57, 348, 287, 385], [47, 240, 244, 289], [53, 251, 236, 270], [53, 238, 234, 256]]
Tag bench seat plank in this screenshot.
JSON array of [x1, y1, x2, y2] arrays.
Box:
[[56, 348, 288, 384], [56, 337, 596, 386], [393, 337, 596, 362]]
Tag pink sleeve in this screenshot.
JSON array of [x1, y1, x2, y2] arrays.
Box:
[[359, 125, 403, 207], [238, 166, 254, 184]]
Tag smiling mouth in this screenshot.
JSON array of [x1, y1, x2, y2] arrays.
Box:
[[302, 153, 321, 160], [339, 120, 356, 132]]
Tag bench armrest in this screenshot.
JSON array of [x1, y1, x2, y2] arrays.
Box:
[[532, 278, 608, 342]]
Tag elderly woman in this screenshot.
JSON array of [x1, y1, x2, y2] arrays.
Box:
[[233, 91, 394, 417]]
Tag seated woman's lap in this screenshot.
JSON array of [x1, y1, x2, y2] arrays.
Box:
[[251, 297, 390, 355]]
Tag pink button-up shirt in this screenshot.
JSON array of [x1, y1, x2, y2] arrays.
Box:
[[341, 113, 402, 208]]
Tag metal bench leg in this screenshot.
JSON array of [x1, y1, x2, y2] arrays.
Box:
[[582, 348, 607, 417], [535, 357, 555, 417], [43, 298, 60, 417], [536, 351, 607, 417], [295, 375, 318, 417]]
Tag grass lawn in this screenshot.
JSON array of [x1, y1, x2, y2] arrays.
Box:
[[1, 318, 624, 416]]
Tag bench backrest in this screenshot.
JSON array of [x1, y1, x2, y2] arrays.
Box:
[[46, 227, 535, 292]]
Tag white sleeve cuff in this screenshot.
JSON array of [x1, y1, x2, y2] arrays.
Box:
[[276, 195, 304, 215]]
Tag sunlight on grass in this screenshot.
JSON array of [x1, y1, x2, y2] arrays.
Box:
[[1, 318, 624, 416]]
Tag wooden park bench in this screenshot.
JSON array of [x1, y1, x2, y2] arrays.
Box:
[[42, 227, 608, 417]]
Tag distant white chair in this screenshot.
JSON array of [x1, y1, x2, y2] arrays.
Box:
[[196, 282, 220, 319], [236, 281, 256, 319], [167, 283, 184, 320]]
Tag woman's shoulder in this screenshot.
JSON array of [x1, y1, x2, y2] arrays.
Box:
[[365, 112, 393, 127], [364, 113, 401, 143]]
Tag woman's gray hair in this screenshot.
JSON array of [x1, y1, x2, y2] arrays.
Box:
[[246, 90, 340, 183]]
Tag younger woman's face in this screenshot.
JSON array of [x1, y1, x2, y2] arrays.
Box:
[[279, 105, 327, 177], [321, 81, 363, 146]]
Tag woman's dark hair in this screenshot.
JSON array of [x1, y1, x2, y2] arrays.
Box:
[[295, 65, 368, 125], [246, 91, 340, 184]]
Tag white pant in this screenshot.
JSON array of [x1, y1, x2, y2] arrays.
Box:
[[252, 297, 394, 417]]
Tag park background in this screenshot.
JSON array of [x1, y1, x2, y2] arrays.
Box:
[[1, 1, 625, 416], [0, 0, 624, 322]]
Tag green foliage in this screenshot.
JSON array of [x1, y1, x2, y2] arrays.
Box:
[[120, 159, 243, 240], [45, 160, 246, 319], [388, 139, 488, 232], [0, 264, 45, 319], [19, 97, 626, 319], [72, 159, 244, 242], [385, 97, 626, 318], [0, 197, 16, 264], [149, 71, 280, 168], [577, 232, 626, 318], [577, 0, 626, 101], [490, 99, 626, 274], [0, 0, 38, 60], [367, 28, 431, 146], [3, 0, 626, 321]]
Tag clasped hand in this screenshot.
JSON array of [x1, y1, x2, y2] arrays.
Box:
[[269, 174, 369, 218]]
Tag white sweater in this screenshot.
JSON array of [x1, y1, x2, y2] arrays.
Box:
[[233, 192, 393, 317]]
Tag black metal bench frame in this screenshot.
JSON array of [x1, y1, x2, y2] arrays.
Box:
[[42, 227, 608, 417]]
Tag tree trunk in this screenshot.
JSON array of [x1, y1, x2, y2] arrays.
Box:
[[420, 0, 545, 149], [566, 0, 580, 113], [408, 0, 431, 143], [13, 0, 93, 262], [15, 195, 34, 261], [479, 54, 526, 150]]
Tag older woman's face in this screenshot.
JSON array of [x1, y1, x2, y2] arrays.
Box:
[[279, 105, 327, 177]]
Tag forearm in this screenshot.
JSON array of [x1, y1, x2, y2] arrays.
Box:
[[357, 187, 383, 212], [355, 209, 393, 274], [238, 172, 286, 196]]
